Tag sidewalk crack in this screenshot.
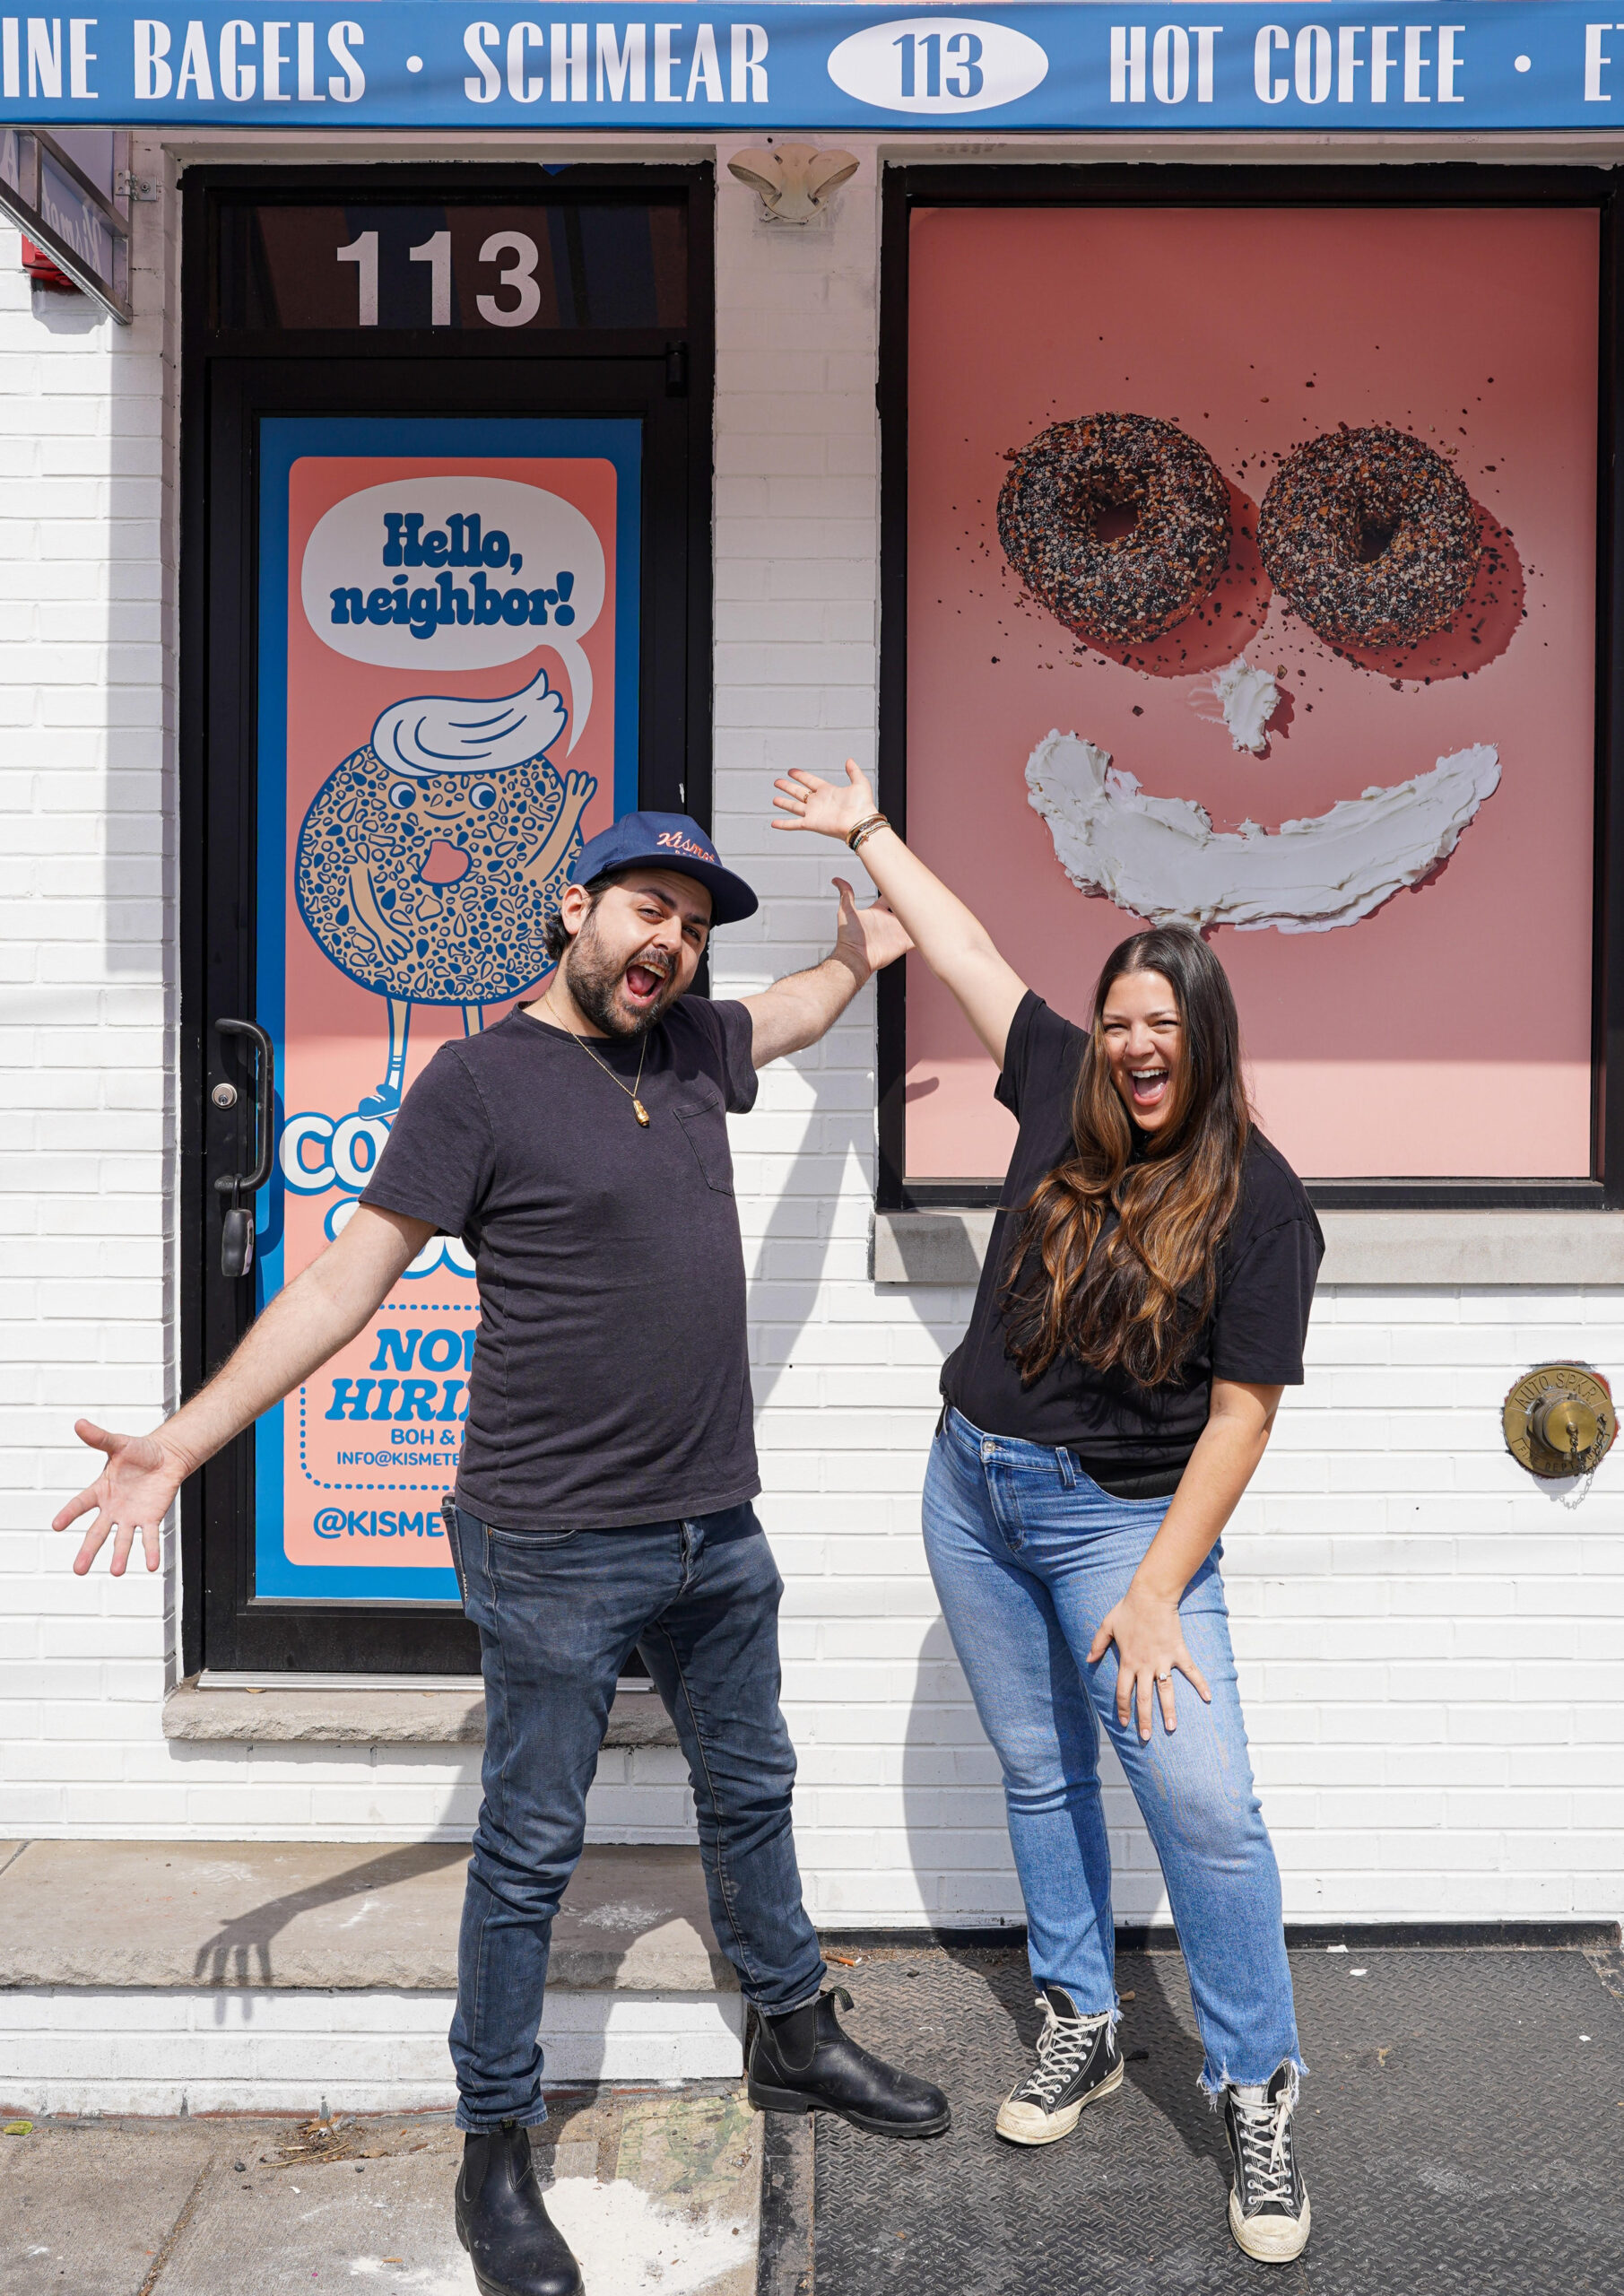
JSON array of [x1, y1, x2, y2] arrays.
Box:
[[135, 2155, 213, 2295]]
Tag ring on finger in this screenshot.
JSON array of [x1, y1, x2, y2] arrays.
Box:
[[1155, 1671, 1171, 1683]]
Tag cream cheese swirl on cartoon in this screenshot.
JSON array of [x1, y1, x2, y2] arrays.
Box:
[[296, 663, 595, 1114]]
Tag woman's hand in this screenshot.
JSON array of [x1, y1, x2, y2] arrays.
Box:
[[769, 753, 1027, 1066], [772, 760, 877, 844], [1089, 1581, 1211, 1741]]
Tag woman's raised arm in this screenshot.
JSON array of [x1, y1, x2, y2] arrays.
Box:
[[772, 760, 1028, 1067]]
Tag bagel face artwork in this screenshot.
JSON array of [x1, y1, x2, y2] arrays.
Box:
[[904, 203, 1599, 1182], [251, 423, 636, 1596], [999, 408, 1498, 934]]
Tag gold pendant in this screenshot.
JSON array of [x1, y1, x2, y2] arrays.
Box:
[[632, 1098, 650, 1127]]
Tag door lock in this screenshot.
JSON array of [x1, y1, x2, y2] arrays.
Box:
[[1502, 1363, 1616, 1478], [213, 1018, 274, 1279], [210, 1081, 239, 1109]]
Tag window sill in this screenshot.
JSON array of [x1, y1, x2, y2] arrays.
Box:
[[872, 1208, 1624, 1289], [162, 1676, 678, 1747]]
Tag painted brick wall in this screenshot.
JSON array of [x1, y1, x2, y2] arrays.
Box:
[[0, 134, 1620, 1933]]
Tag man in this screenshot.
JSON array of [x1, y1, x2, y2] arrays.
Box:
[[56, 812, 950, 2296]]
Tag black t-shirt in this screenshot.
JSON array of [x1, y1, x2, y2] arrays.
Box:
[[942, 992, 1323, 1490], [360, 999, 760, 1530]]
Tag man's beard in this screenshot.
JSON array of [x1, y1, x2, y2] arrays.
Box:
[[562, 912, 682, 1039]]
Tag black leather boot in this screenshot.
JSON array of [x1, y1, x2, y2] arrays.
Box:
[[747, 1985, 951, 2138], [455, 2121, 583, 2296]]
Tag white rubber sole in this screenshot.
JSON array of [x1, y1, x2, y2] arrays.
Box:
[[1228, 2186, 1311, 2263], [994, 2055, 1125, 2145]]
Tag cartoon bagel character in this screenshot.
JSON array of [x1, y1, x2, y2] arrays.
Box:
[[296, 662, 596, 1114]]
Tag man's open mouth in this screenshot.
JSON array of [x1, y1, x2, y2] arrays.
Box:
[[623, 958, 670, 1006]]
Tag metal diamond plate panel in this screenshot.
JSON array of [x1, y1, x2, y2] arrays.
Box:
[[810, 1945, 1624, 2294]]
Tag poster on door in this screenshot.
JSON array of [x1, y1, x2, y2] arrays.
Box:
[[254, 415, 641, 1598]]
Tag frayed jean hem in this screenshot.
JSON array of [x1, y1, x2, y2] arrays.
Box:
[[1198, 2049, 1308, 2101]]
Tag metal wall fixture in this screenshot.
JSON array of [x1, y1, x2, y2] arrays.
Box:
[[1502, 1362, 1616, 1478], [727, 142, 859, 226]]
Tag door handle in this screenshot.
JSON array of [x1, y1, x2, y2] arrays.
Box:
[[214, 1018, 274, 1279]]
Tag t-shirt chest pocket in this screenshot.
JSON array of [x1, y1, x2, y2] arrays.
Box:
[[673, 1086, 735, 1196]]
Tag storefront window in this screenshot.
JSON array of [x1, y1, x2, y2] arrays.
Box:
[[887, 175, 1608, 1199]]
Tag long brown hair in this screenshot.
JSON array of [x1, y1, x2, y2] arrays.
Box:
[[1003, 926, 1251, 1388]]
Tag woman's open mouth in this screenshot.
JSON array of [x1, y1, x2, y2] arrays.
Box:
[[1127, 1066, 1170, 1110]]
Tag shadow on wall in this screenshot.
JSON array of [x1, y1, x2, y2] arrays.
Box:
[[899, 1616, 1024, 1937], [899, 1614, 1171, 1938], [743, 1039, 873, 1413]]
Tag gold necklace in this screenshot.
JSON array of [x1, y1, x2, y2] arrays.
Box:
[[544, 993, 651, 1126]]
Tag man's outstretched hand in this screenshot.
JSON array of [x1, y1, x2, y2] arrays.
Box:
[[52, 1421, 192, 1577], [832, 876, 912, 980]]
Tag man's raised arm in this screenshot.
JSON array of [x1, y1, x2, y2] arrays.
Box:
[[740, 875, 912, 1068], [53, 1204, 433, 1578]]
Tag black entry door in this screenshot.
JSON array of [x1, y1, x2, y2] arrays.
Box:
[[179, 168, 713, 1674]]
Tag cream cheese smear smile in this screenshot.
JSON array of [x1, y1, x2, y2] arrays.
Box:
[[1024, 731, 1501, 935]]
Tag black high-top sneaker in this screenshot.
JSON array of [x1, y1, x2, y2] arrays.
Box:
[[747, 1986, 951, 2138], [455, 2121, 583, 2296], [1223, 2065, 1312, 2263], [994, 1983, 1124, 2145]]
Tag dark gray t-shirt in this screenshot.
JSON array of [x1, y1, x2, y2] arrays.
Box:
[[360, 998, 760, 1529]]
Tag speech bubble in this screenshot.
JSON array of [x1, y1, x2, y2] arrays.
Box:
[[300, 472, 607, 712]]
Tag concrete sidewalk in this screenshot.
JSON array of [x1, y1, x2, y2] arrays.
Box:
[[0, 2085, 760, 2296]]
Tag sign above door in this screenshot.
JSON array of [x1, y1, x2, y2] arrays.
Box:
[[3, 4, 1624, 133]]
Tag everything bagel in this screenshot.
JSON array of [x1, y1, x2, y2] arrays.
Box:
[[1258, 424, 1481, 649], [996, 412, 1232, 648]]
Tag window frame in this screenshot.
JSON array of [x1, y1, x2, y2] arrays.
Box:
[[876, 160, 1624, 1214]]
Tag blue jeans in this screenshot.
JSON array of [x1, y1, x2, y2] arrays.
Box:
[[445, 1501, 827, 2128], [923, 1407, 1300, 2093]]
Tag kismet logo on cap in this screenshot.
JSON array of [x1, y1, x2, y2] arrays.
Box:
[[569, 809, 759, 925], [654, 827, 719, 862]]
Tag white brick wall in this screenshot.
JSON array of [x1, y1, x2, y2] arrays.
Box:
[[1, 131, 1620, 1934]]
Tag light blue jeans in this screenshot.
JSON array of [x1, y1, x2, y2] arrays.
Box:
[[923, 1405, 1300, 2092]]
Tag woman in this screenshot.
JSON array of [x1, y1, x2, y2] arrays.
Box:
[[775, 761, 1322, 2266]]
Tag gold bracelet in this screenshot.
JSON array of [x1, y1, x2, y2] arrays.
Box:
[[847, 813, 890, 854]]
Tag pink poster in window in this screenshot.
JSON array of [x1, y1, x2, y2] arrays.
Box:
[[903, 204, 1598, 1180]]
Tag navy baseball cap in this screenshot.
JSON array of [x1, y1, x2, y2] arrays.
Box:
[[569, 811, 759, 926]]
